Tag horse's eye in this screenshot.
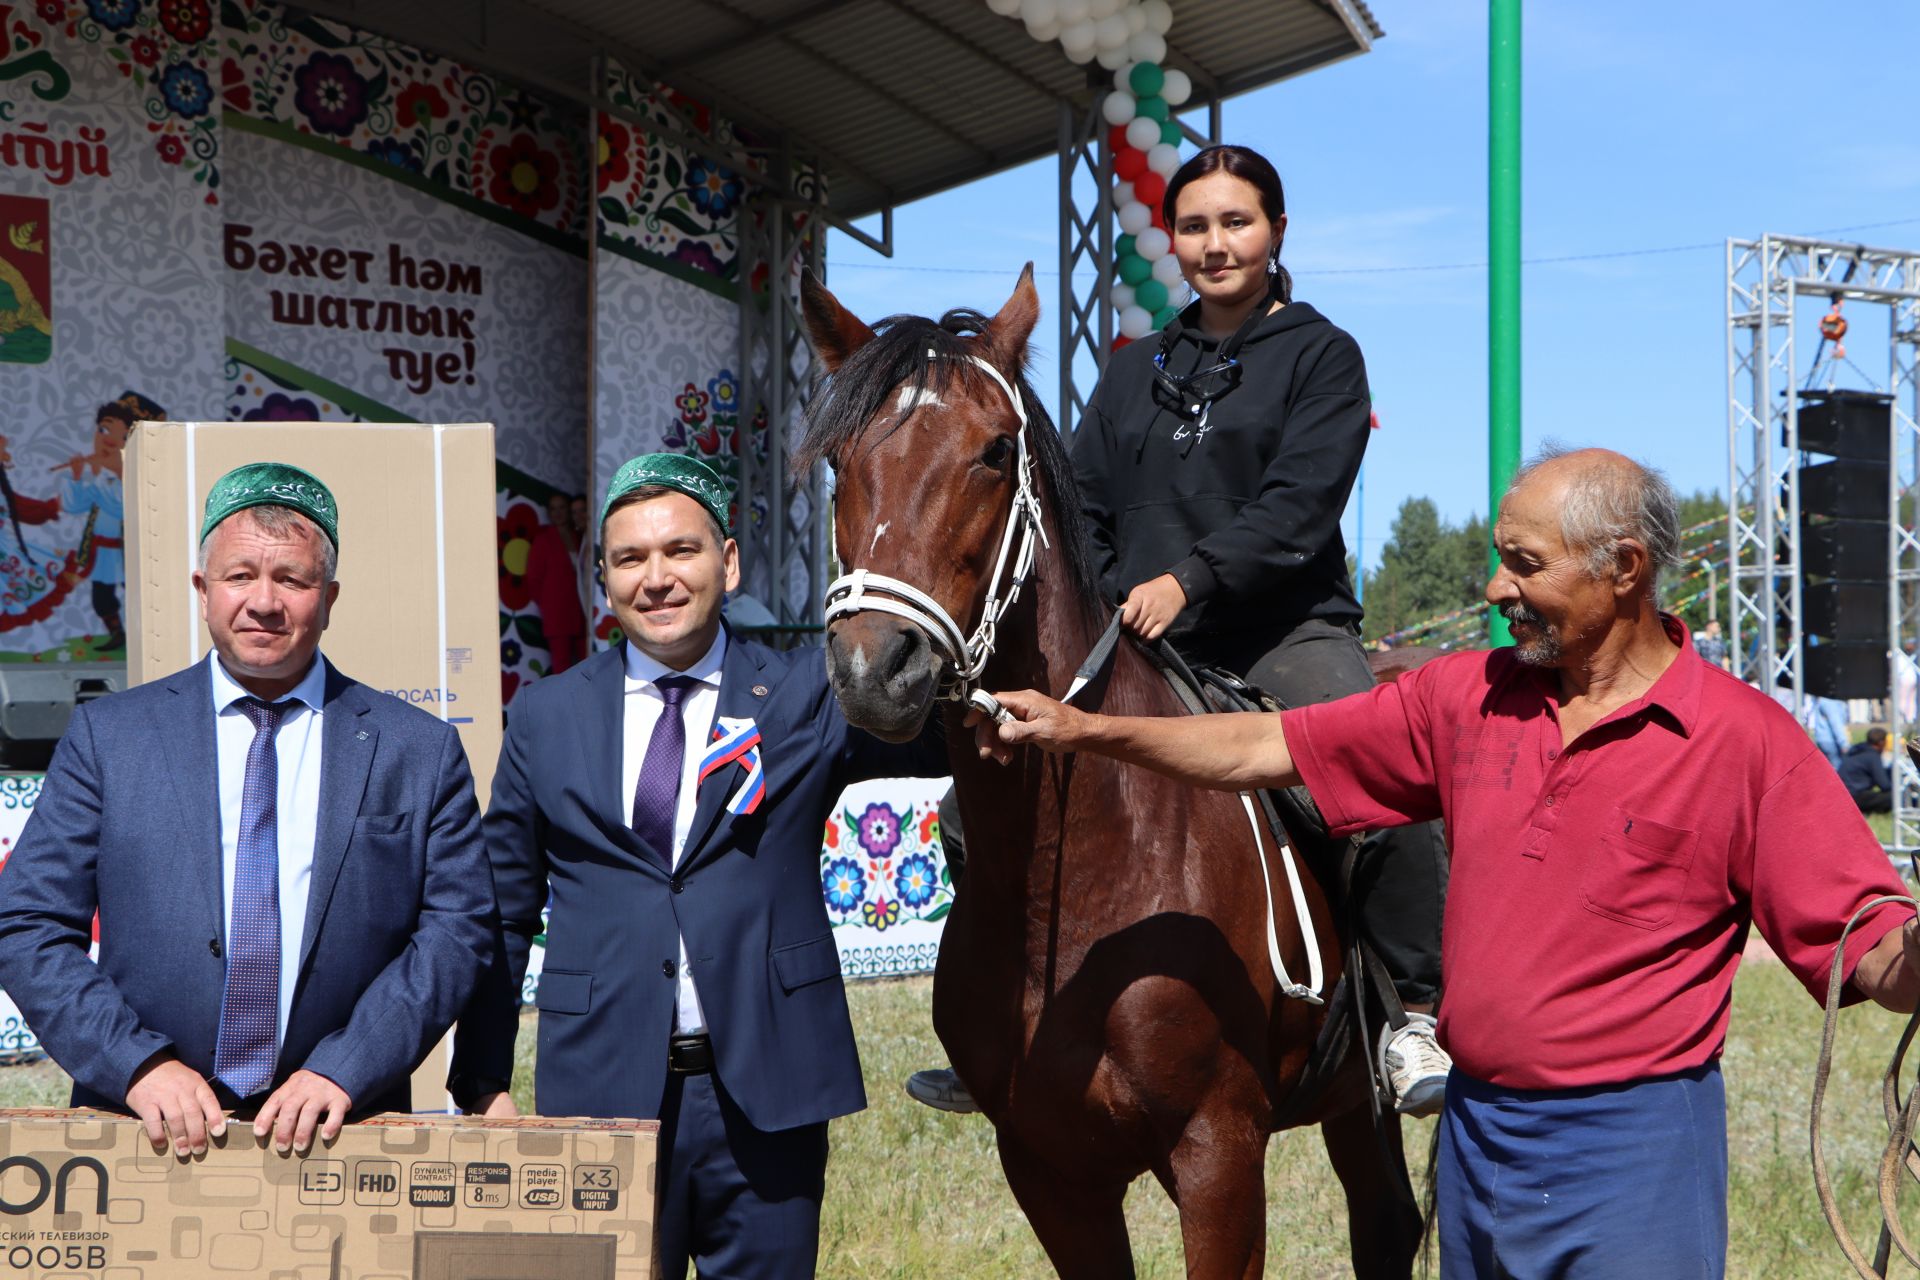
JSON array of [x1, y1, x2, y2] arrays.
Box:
[[982, 436, 1013, 469]]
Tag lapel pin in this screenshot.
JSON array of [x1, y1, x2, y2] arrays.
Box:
[[752, 684, 769, 697], [355, 730, 370, 740]]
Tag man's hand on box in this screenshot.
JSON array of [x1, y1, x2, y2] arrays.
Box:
[[470, 1091, 520, 1118], [126, 1056, 227, 1157], [253, 1069, 352, 1154]]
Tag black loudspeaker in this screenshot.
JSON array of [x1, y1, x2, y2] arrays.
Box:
[[1805, 581, 1886, 642], [1802, 517, 1887, 578], [1800, 459, 1890, 520], [1794, 389, 1894, 461], [1805, 641, 1888, 700]]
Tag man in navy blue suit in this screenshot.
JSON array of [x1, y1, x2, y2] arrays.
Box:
[[452, 454, 945, 1280], [0, 462, 494, 1158]]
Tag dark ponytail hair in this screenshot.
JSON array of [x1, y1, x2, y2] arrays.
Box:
[[1160, 144, 1291, 304]]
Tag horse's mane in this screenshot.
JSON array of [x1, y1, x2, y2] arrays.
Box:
[[795, 307, 1105, 621]]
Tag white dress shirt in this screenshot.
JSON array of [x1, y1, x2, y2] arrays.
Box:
[[210, 652, 327, 1048], [620, 629, 726, 1035]]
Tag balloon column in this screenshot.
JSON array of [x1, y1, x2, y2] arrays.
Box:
[[986, 0, 1193, 347]]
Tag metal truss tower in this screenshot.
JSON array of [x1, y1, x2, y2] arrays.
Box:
[[1055, 94, 1220, 442], [737, 197, 828, 629], [1726, 234, 1920, 850]]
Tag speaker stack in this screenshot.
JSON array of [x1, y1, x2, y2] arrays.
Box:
[[1794, 389, 1894, 698]]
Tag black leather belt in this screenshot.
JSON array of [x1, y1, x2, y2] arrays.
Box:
[[668, 1034, 713, 1075]]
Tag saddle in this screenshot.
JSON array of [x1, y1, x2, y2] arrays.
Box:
[[1146, 639, 1418, 1132]]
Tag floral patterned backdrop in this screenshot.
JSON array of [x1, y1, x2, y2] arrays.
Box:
[[820, 777, 954, 978], [223, 0, 586, 240]]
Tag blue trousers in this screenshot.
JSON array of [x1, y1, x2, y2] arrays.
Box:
[[655, 1070, 828, 1280], [1437, 1063, 1728, 1279]]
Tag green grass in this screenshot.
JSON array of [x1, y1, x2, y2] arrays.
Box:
[[7, 964, 1917, 1277]]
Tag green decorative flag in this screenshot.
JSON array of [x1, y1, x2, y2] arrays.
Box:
[[600, 452, 731, 536], [201, 462, 340, 547]]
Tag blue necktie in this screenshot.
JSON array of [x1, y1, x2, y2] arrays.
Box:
[[631, 676, 699, 866], [214, 696, 288, 1099]]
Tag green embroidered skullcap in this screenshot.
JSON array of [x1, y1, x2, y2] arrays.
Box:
[[600, 452, 731, 537], [200, 462, 339, 548]]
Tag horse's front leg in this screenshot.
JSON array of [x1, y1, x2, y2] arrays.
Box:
[[997, 1130, 1136, 1280], [1152, 1099, 1270, 1280]]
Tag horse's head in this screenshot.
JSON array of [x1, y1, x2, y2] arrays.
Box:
[[797, 267, 1044, 742]]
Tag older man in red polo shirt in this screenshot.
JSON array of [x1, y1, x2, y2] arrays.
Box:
[[973, 446, 1920, 1279]]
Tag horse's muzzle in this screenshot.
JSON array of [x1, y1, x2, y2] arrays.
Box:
[[825, 615, 941, 742]]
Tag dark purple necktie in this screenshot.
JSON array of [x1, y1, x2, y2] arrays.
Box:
[[631, 676, 699, 864], [214, 696, 288, 1099]]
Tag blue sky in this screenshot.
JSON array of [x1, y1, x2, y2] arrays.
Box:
[[825, 2, 1920, 575]]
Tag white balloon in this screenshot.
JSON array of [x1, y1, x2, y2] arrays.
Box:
[[1057, 0, 1091, 21], [1117, 200, 1152, 236], [1125, 116, 1160, 151], [987, 0, 1022, 13], [1127, 32, 1166, 64], [1110, 282, 1136, 311], [1135, 226, 1171, 259], [1063, 39, 1095, 63], [1095, 14, 1130, 50], [1060, 19, 1097, 53], [1119, 305, 1154, 339], [1114, 180, 1135, 207], [1126, 4, 1147, 34], [1026, 17, 1061, 41], [1113, 61, 1137, 93], [1100, 90, 1136, 126], [1140, 0, 1173, 35], [1086, 0, 1120, 17], [1019, 0, 1057, 22], [1095, 43, 1130, 69], [1160, 68, 1191, 106], [1147, 141, 1182, 176], [1151, 252, 1185, 287]]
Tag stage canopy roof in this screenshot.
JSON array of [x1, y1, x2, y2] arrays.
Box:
[[288, 0, 1382, 220]]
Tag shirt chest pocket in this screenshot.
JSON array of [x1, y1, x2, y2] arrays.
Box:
[[1581, 807, 1698, 930]]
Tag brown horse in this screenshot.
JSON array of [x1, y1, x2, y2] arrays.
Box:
[[797, 268, 1421, 1279]]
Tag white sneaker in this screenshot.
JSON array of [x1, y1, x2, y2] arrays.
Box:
[[1379, 1012, 1450, 1117], [904, 1067, 981, 1114]]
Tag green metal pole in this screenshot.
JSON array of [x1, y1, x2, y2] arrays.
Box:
[[1488, 0, 1521, 646]]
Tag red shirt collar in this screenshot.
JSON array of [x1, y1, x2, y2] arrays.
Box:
[[1524, 611, 1701, 740]]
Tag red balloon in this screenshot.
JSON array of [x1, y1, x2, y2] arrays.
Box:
[[1114, 147, 1147, 182], [1113, 334, 1134, 351], [1133, 170, 1166, 207], [1149, 203, 1167, 230], [1108, 123, 1130, 153]]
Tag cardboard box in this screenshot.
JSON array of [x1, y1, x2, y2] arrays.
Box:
[[123, 421, 504, 805], [123, 421, 504, 1112], [0, 1109, 657, 1278]]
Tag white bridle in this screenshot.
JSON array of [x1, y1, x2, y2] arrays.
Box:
[[823, 351, 1048, 719]]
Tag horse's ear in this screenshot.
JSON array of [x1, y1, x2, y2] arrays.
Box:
[[800, 269, 875, 374], [981, 263, 1040, 374]]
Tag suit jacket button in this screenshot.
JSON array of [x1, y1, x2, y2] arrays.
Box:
[[671, 879, 685, 894], [662, 960, 676, 978], [209, 938, 223, 959]]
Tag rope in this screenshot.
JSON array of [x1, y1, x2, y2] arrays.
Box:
[[1812, 894, 1920, 1277]]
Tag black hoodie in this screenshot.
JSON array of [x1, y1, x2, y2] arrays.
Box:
[[1071, 299, 1369, 656]]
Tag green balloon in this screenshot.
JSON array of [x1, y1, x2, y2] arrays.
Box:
[[1128, 61, 1165, 98], [1135, 95, 1170, 123], [1134, 278, 1169, 313], [1160, 119, 1183, 146], [1117, 233, 1136, 260], [1152, 304, 1180, 330], [1117, 253, 1152, 286]]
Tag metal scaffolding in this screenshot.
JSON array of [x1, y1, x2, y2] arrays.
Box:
[[737, 195, 829, 628], [1055, 94, 1220, 441], [1725, 233, 1920, 850]]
